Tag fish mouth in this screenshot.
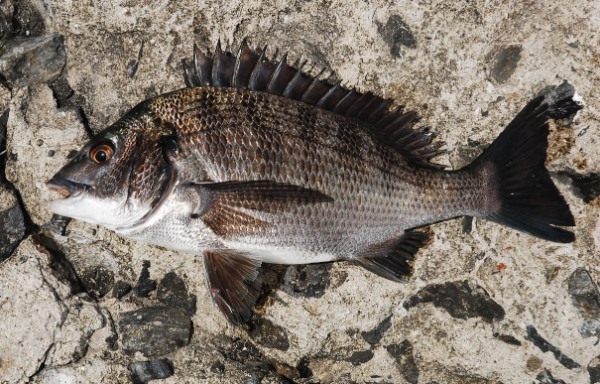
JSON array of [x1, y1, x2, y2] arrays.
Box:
[[46, 177, 88, 199]]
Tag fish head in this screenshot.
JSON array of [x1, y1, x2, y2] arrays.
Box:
[[47, 112, 172, 230]]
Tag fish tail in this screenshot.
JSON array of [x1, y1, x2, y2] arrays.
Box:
[[471, 81, 582, 243]]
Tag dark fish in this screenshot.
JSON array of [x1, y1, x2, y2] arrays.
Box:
[[47, 40, 582, 323]]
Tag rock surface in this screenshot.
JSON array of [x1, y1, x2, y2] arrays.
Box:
[[0, 0, 598, 383]]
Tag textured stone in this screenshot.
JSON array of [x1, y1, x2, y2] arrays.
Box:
[[0, 1, 597, 383], [129, 359, 174, 384], [0, 237, 103, 382], [0, 33, 65, 87], [119, 306, 192, 357]]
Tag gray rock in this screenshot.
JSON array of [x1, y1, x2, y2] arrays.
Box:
[[0, 184, 25, 261], [567, 268, 600, 338], [119, 306, 192, 357], [0, 33, 65, 88], [403, 280, 505, 323], [157, 271, 197, 315], [129, 359, 174, 384]]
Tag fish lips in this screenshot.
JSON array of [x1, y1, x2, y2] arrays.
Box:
[[46, 177, 88, 199]]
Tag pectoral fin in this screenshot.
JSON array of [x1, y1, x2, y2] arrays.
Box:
[[187, 180, 332, 238], [354, 231, 429, 282], [203, 249, 262, 324]]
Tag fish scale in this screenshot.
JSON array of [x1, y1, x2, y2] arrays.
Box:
[[47, 41, 579, 323]]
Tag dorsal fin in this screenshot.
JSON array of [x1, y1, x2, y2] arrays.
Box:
[[182, 40, 444, 167]]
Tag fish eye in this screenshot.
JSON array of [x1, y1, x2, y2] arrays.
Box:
[[89, 142, 115, 164]]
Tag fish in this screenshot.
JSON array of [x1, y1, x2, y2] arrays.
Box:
[[46, 40, 583, 323]]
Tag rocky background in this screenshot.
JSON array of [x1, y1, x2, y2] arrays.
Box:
[[0, 0, 599, 383]]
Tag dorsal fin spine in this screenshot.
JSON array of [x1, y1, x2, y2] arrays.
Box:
[[183, 40, 444, 167]]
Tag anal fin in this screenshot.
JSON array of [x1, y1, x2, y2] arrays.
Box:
[[354, 231, 429, 282], [203, 249, 262, 324]]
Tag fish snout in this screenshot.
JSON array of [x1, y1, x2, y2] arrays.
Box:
[[46, 177, 81, 198]]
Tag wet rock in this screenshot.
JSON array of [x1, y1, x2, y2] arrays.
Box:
[[490, 45, 522, 83], [133, 260, 157, 298], [80, 265, 115, 299], [377, 15, 417, 57], [129, 359, 174, 384], [361, 314, 392, 346], [525, 325, 581, 370], [247, 317, 290, 351], [157, 272, 197, 315], [567, 268, 600, 338], [112, 280, 133, 299], [0, 184, 25, 261], [347, 350, 374, 366], [589, 356, 600, 384], [385, 340, 419, 384], [0, 33, 66, 88], [0, 237, 103, 382], [119, 306, 192, 357], [280, 263, 331, 298], [536, 369, 566, 384], [403, 280, 505, 323]]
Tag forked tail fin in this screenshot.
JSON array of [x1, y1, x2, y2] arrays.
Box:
[[471, 81, 583, 243]]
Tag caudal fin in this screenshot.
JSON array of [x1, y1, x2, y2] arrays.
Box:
[[472, 81, 582, 243]]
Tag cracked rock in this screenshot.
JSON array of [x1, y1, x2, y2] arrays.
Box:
[[0, 33, 65, 88], [0, 236, 103, 382], [0, 184, 25, 261]]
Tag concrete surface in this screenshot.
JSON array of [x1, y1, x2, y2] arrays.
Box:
[[0, 0, 598, 383]]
